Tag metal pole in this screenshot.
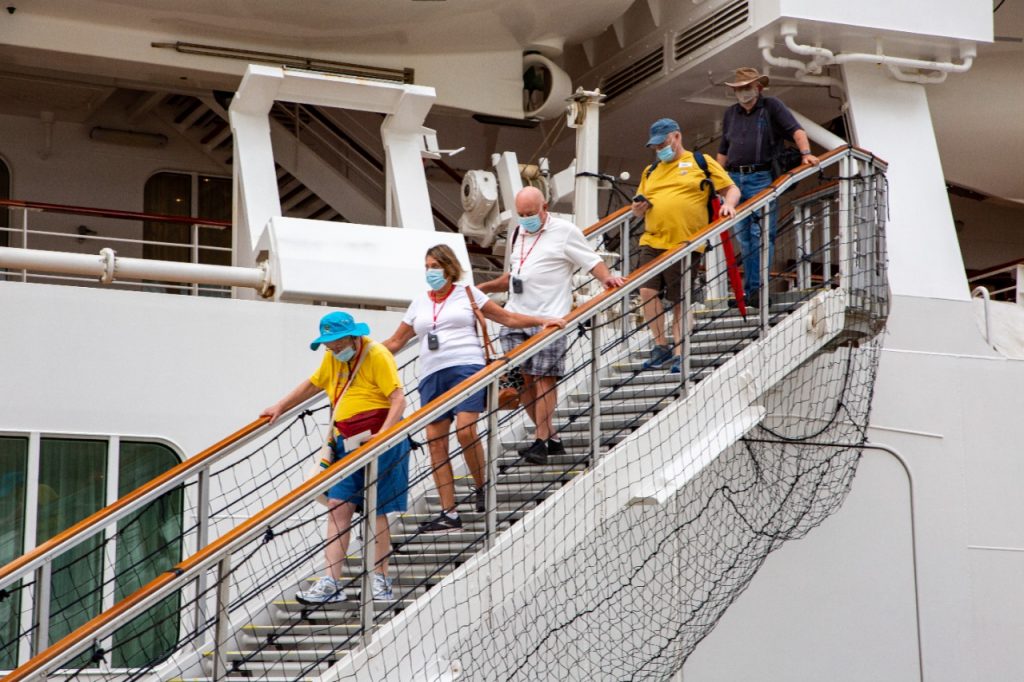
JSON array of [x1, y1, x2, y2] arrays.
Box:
[[31, 561, 51, 656], [194, 467, 212, 633], [191, 223, 200, 296], [359, 456, 379, 644], [588, 313, 602, 460], [681, 252, 693, 395], [211, 556, 232, 682], [837, 155, 852, 290], [485, 378, 499, 548], [759, 206, 770, 337], [795, 203, 809, 290], [822, 202, 832, 288], [620, 220, 632, 337], [20, 207, 28, 282]]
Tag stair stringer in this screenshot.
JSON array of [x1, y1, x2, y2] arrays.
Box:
[[325, 288, 849, 682]]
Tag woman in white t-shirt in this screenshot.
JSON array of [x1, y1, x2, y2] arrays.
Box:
[[383, 244, 565, 533]]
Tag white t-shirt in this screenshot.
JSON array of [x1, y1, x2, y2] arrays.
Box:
[[402, 285, 491, 377], [505, 214, 603, 317]]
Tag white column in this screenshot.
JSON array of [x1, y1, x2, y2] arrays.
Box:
[[842, 62, 968, 301]]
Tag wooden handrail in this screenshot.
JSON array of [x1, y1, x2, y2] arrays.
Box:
[[0, 198, 231, 228], [3, 146, 882, 681]]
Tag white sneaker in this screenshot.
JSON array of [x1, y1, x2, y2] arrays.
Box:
[[296, 576, 347, 605], [372, 572, 394, 602]]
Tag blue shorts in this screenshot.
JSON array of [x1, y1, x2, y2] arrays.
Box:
[[327, 438, 411, 514], [419, 364, 487, 425]]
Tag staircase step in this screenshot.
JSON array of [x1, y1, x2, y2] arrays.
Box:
[[456, 471, 581, 486], [397, 510, 525, 525], [501, 434, 624, 451], [556, 414, 652, 433], [275, 598, 417, 614]]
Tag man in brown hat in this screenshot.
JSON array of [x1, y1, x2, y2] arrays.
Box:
[[716, 67, 819, 308]]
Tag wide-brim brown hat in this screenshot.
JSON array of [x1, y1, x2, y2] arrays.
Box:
[[725, 67, 770, 88]]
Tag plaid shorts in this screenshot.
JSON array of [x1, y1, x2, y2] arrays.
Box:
[[498, 326, 568, 378]]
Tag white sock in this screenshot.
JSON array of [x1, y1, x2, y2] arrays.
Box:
[[445, 509, 459, 519]]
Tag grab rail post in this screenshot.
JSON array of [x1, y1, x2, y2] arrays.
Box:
[[359, 457, 379, 644], [838, 155, 852, 290], [194, 467, 212, 632], [589, 314, 602, 460], [31, 561, 51, 656], [620, 219, 632, 336], [759, 205, 770, 337], [211, 556, 232, 682], [485, 378, 499, 548], [681, 252, 693, 395]]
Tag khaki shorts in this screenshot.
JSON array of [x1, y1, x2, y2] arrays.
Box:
[[637, 245, 703, 303]]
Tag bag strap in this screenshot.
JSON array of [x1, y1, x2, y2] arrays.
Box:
[[692, 152, 717, 223], [331, 339, 371, 410], [466, 286, 497, 362]]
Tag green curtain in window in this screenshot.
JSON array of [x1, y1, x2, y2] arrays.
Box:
[[0, 436, 28, 669], [111, 442, 182, 669], [37, 439, 107, 667]]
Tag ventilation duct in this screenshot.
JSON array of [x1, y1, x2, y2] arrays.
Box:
[[674, 0, 749, 61], [600, 47, 664, 102]]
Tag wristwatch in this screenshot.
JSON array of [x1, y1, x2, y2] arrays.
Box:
[[800, 150, 812, 155]]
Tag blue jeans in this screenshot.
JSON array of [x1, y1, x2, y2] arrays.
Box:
[[730, 170, 778, 299]]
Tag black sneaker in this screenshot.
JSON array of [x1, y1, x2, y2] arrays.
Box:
[[546, 438, 566, 456], [519, 438, 548, 465], [474, 486, 486, 513], [418, 511, 462, 534]]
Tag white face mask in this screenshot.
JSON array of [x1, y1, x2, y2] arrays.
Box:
[[735, 87, 758, 105]]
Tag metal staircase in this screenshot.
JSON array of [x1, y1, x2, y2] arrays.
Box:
[[180, 301, 798, 681], [0, 147, 888, 682]]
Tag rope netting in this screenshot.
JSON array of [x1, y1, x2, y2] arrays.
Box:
[[2, 151, 888, 681]]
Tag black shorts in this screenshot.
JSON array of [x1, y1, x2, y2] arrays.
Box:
[[637, 245, 703, 303]]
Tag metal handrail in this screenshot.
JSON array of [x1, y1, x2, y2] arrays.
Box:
[[5, 146, 886, 681], [0, 394, 323, 594], [972, 286, 992, 344]]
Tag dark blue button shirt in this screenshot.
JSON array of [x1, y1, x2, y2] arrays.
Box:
[[718, 96, 802, 167]]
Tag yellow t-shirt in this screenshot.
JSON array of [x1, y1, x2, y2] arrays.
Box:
[[636, 151, 735, 251], [309, 338, 402, 423]]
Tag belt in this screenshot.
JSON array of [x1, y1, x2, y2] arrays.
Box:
[[728, 163, 772, 174]]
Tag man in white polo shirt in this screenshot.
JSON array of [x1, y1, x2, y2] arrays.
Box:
[[478, 187, 624, 464]]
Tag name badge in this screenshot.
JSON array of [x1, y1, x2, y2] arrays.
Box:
[[679, 162, 692, 168]]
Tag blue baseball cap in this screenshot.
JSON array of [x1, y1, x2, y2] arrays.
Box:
[[310, 311, 370, 350], [646, 118, 681, 147]]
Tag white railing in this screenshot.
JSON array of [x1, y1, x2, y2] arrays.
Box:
[[1, 146, 889, 681], [967, 261, 1024, 306], [0, 200, 267, 296]]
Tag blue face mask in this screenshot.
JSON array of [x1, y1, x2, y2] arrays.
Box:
[[519, 214, 543, 234], [656, 144, 676, 163], [425, 268, 447, 291], [333, 346, 356, 363]]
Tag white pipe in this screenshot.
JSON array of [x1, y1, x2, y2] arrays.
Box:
[[778, 21, 975, 82], [0, 246, 270, 294], [789, 109, 847, 150], [760, 45, 808, 73]]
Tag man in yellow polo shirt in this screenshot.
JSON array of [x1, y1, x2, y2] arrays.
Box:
[[260, 311, 408, 604], [631, 117, 740, 373]]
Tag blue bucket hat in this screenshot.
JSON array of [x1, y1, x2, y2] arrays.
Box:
[[646, 118, 681, 147], [310, 311, 370, 350]]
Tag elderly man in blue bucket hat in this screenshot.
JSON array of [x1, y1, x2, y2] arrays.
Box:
[[261, 311, 409, 604]]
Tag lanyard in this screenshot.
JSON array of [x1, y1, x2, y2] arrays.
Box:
[[517, 223, 545, 274], [430, 286, 456, 329], [332, 340, 366, 408]]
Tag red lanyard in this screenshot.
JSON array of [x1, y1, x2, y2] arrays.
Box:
[[332, 340, 365, 408], [430, 286, 455, 329], [517, 225, 545, 274]]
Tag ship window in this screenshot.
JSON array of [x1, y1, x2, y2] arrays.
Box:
[[37, 438, 108, 666], [0, 436, 29, 670], [111, 441, 183, 668], [1, 434, 183, 670], [143, 172, 232, 293]]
